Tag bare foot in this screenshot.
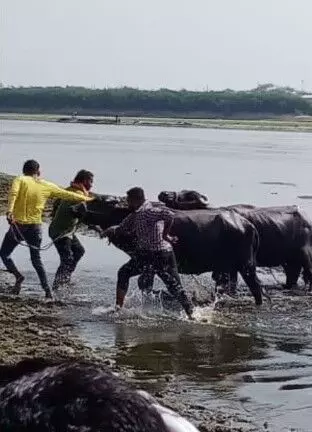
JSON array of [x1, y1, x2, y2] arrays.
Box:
[[11, 275, 25, 295]]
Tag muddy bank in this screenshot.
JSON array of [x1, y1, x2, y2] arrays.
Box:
[[2, 113, 312, 133], [0, 280, 96, 365]]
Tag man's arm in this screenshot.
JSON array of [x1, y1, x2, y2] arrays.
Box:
[[162, 209, 175, 242], [47, 182, 94, 203], [7, 177, 21, 222], [102, 213, 135, 238]]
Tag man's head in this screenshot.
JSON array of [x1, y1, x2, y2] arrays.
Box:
[[23, 160, 40, 177], [126, 187, 145, 210], [73, 170, 94, 192]]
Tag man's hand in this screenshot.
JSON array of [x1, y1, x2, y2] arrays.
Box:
[[87, 225, 105, 238], [6, 212, 14, 225], [101, 226, 116, 239], [164, 234, 178, 244], [71, 182, 88, 195]]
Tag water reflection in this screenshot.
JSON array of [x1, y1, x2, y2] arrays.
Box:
[[113, 324, 267, 379]]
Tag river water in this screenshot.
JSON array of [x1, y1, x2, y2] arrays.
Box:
[[1, 119, 312, 431]]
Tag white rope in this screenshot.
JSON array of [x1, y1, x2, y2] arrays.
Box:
[[268, 267, 283, 286], [190, 274, 211, 291], [9, 222, 76, 251]]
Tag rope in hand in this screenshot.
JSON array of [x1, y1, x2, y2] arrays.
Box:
[[7, 221, 98, 251], [9, 223, 71, 251], [8, 221, 104, 252]]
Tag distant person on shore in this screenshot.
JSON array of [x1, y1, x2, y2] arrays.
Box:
[[101, 187, 194, 319], [49, 170, 94, 290], [0, 160, 94, 299]]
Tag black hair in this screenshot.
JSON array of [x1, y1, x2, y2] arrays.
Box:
[[0, 360, 170, 432], [127, 187, 145, 201], [23, 160, 40, 175], [73, 170, 94, 183]]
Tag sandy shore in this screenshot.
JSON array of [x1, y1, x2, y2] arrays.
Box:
[[0, 172, 265, 431], [2, 112, 312, 133]]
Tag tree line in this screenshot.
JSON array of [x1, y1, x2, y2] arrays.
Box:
[[0, 85, 311, 117]]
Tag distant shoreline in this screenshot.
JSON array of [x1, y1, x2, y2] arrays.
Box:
[[2, 113, 312, 133]]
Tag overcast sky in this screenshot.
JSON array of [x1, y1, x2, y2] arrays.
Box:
[[1, 0, 311, 91]]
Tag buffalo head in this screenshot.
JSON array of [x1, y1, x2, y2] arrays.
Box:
[[158, 189, 209, 210], [106, 229, 137, 257], [71, 194, 131, 231]]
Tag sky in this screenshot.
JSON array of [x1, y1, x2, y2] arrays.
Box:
[[1, 0, 311, 91]]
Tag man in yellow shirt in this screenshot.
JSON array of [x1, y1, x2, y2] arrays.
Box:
[[0, 160, 94, 299]]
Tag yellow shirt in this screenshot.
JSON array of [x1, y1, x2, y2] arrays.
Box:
[[8, 175, 93, 225]]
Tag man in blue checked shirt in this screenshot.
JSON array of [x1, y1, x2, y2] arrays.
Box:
[[102, 187, 194, 320]]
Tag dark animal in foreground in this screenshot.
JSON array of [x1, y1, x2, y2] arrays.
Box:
[[159, 190, 312, 291], [0, 359, 199, 431], [73, 198, 263, 305]]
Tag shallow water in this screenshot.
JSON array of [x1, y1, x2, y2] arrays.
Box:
[[1, 120, 312, 430]]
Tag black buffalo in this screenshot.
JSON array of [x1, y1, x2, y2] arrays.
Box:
[[159, 190, 312, 290], [232, 205, 312, 289], [158, 190, 209, 210], [0, 359, 199, 431], [73, 198, 263, 305]]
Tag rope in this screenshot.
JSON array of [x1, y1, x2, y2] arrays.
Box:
[[9, 222, 76, 251], [268, 267, 283, 286], [190, 274, 215, 302], [190, 274, 210, 291]]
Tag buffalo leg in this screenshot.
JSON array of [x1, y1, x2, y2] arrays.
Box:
[[302, 269, 310, 286], [300, 247, 312, 290], [239, 266, 262, 306], [221, 271, 238, 295], [226, 270, 238, 294], [283, 261, 302, 290], [212, 270, 237, 294]]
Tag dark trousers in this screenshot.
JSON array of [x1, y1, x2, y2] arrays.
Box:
[[117, 250, 193, 315], [0, 224, 49, 291], [52, 235, 85, 289]]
